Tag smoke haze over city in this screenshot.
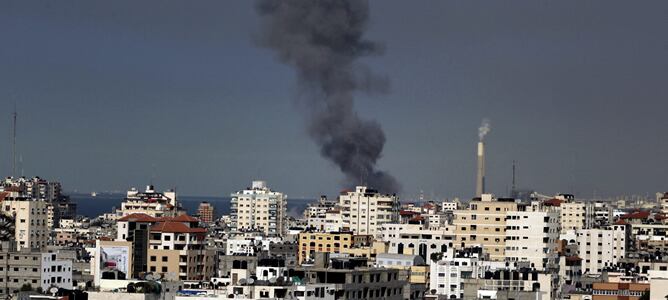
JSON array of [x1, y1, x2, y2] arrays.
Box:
[[1, 0, 667, 199]]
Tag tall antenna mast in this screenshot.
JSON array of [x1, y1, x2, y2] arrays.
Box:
[[11, 105, 17, 178], [512, 160, 516, 193]]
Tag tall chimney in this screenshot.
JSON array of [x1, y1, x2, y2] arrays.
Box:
[[476, 141, 485, 197]]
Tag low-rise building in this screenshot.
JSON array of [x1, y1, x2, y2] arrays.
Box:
[[591, 282, 649, 300], [380, 223, 454, 263]]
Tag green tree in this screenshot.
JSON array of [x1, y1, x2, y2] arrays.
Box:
[[19, 284, 32, 292]]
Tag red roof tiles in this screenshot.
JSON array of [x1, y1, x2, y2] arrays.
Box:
[[614, 219, 629, 225], [150, 221, 206, 233], [119, 213, 158, 222], [620, 211, 650, 220], [543, 198, 563, 207], [171, 214, 199, 222]]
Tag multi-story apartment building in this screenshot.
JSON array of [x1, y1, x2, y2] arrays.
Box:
[[430, 249, 484, 299], [454, 194, 517, 261], [339, 186, 400, 236], [117, 185, 178, 218], [380, 223, 455, 263], [505, 209, 560, 271], [305, 196, 340, 231], [230, 181, 286, 237], [559, 256, 582, 288], [197, 202, 215, 224], [592, 201, 613, 227], [294, 257, 409, 300], [1, 177, 75, 230], [1, 199, 48, 251], [0, 177, 61, 202], [0, 242, 73, 297], [147, 215, 215, 281], [577, 226, 627, 275], [561, 202, 589, 233], [298, 231, 353, 264]]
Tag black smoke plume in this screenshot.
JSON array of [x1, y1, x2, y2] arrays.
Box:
[[255, 0, 400, 194]]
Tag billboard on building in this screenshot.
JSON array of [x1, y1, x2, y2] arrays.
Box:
[[99, 245, 130, 276]]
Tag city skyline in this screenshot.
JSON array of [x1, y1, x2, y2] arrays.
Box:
[[1, 0, 667, 199]]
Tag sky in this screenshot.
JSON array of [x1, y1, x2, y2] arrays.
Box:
[[0, 1, 667, 200]]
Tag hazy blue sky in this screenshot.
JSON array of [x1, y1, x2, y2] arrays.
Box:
[[1, 1, 667, 200]]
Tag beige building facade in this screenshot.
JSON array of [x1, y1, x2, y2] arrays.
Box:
[[298, 231, 353, 264], [453, 194, 517, 261], [1, 200, 48, 251]]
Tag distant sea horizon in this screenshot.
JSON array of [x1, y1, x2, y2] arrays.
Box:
[[69, 193, 316, 219]]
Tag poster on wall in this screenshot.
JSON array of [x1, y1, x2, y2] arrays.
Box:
[[99, 246, 130, 277]]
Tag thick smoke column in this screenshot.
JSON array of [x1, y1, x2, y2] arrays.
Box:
[[479, 118, 491, 141], [255, 0, 400, 194]]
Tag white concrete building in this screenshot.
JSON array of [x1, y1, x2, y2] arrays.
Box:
[[505, 210, 560, 271], [40, 252, 73, 291], [230, 181, 287, 237], [380, 223, 454, 263], [117, 185, 177, 218], [441, 201, 458, 212], [339, 186, 399, 236], [430, 255, 481, 299], [226, 239, 260, 256], [577, 226, 626, 274], [1, 200, 48, 250], [255, 258, 288, 281]]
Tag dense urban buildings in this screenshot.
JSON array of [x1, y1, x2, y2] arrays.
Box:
[[2, 174, 668, 300]]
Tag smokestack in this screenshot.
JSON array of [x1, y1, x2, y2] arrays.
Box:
[[476, 142, 485, 197], [254, 0, 400, 193], [476, 119, 490, 197]]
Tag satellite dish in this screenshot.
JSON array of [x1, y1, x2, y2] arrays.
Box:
[[49, 287, 59, 295], [146, 274, 154, 281], [247, 278, 254, 285], [268, 277, 277, 284], [238, 279, 247, 285]]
